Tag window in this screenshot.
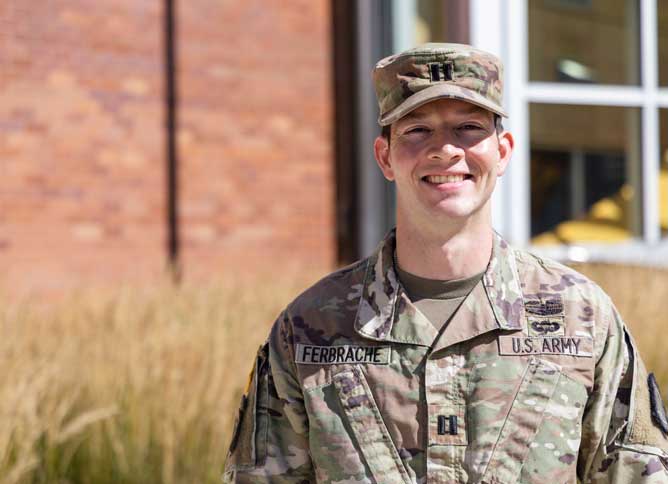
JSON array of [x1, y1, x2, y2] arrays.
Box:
[[661, 108, 668, 236], [415, 0, 447, 43], [494, 0, 667, 253], [530, 104, 642, 244], [659, 1, 668, 86], [529, 0, 640, 85]]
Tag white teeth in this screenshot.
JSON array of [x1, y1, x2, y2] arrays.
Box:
[[425, 175, 465, 183]]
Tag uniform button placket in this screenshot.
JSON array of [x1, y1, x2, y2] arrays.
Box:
[[425, 349, 468, 483]]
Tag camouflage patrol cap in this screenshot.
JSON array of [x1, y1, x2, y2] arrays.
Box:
[[373, 43, 507, 126]]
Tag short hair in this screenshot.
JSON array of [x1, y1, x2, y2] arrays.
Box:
[[381, 124, 391, 141], [380, 114, 504, 145]]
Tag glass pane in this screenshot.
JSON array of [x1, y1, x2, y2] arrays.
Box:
[[415, 0, 446, 43], [661, 109, 668, 236], [530, 104, 642, 244], [660, 1, 668, 86], [529, 0, 640, 85], [414, 0, 468, 44]]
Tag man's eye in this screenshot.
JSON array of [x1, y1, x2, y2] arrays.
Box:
[[404, 126, 430, 135], [459, 124, 482, 130]]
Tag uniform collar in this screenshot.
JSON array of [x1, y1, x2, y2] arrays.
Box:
[[353, 229, 526, 346]]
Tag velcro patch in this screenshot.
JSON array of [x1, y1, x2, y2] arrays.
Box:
[[648, 373, 668, 437], [498, 336, 593, 357], [295, 344, 391, 365]]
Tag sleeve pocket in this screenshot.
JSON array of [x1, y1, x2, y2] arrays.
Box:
[[225, 343, 270, 470], [482, 357, 562, 484]]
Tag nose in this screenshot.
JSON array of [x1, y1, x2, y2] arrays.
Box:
[[427, 135, 465, 163]]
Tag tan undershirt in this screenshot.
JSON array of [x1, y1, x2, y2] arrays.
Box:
[[396, 264, 484, 331]]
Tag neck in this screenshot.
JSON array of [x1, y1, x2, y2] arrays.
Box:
[[395, 216, 494, 281]]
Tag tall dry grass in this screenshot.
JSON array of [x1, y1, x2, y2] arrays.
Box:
[[0, 276, 308, 484], [571, 263, 668, 386], [0, 264, 665, 483]]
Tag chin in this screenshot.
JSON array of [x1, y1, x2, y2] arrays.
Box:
[[431, 202, 478, 220]]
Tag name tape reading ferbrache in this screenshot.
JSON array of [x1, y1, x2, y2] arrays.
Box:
[[295, 344, 391, 365]]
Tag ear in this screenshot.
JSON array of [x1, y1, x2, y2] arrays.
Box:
[[374, 135, 394, 181], [496, 130, 514, 177]]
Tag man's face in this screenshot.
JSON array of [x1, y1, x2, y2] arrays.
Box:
[[374, 98, 513, 227]]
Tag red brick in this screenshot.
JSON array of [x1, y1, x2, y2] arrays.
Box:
[[0, 1, 335, 295]]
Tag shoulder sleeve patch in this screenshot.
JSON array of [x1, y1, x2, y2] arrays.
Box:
[[225, 343, 270, 470], [623, 332, 668, 452], [649, 373, 668, 437]]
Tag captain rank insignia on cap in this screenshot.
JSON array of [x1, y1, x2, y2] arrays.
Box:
[[428, 61, 454, 82]]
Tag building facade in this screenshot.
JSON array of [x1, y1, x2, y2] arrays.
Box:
[[0, 0, 335, 294]]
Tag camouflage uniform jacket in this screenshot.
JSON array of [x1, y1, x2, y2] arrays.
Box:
[[223, 231, 668, 483]]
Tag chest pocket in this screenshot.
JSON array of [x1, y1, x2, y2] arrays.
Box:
[[481, 357, 562, 484], [333, 367, 413, 484]]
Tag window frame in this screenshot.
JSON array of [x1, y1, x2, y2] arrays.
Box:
[[478, 0, 668, 259]]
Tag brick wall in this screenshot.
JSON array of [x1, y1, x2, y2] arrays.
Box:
[[0, 1, 166, 295], [178, 0, 335, 279], [0, 0, 335, 295]]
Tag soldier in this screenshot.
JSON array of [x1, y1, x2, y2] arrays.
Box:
[[223, 43, 668, 483]]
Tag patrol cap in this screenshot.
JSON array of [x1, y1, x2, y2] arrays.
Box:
[[373, 43, 507, 126]]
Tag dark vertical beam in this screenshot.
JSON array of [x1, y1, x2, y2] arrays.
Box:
[[331, 0, 359, 264], [164, 0, 180, 280], [355, 0, 394, 259], [444, 0, 470, 44], [331, 0, 395, 264]]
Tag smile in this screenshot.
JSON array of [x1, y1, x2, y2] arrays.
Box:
[[423, 174, 473, 184]]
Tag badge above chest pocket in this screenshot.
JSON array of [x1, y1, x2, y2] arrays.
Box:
[[525, 297, 566, 337]]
